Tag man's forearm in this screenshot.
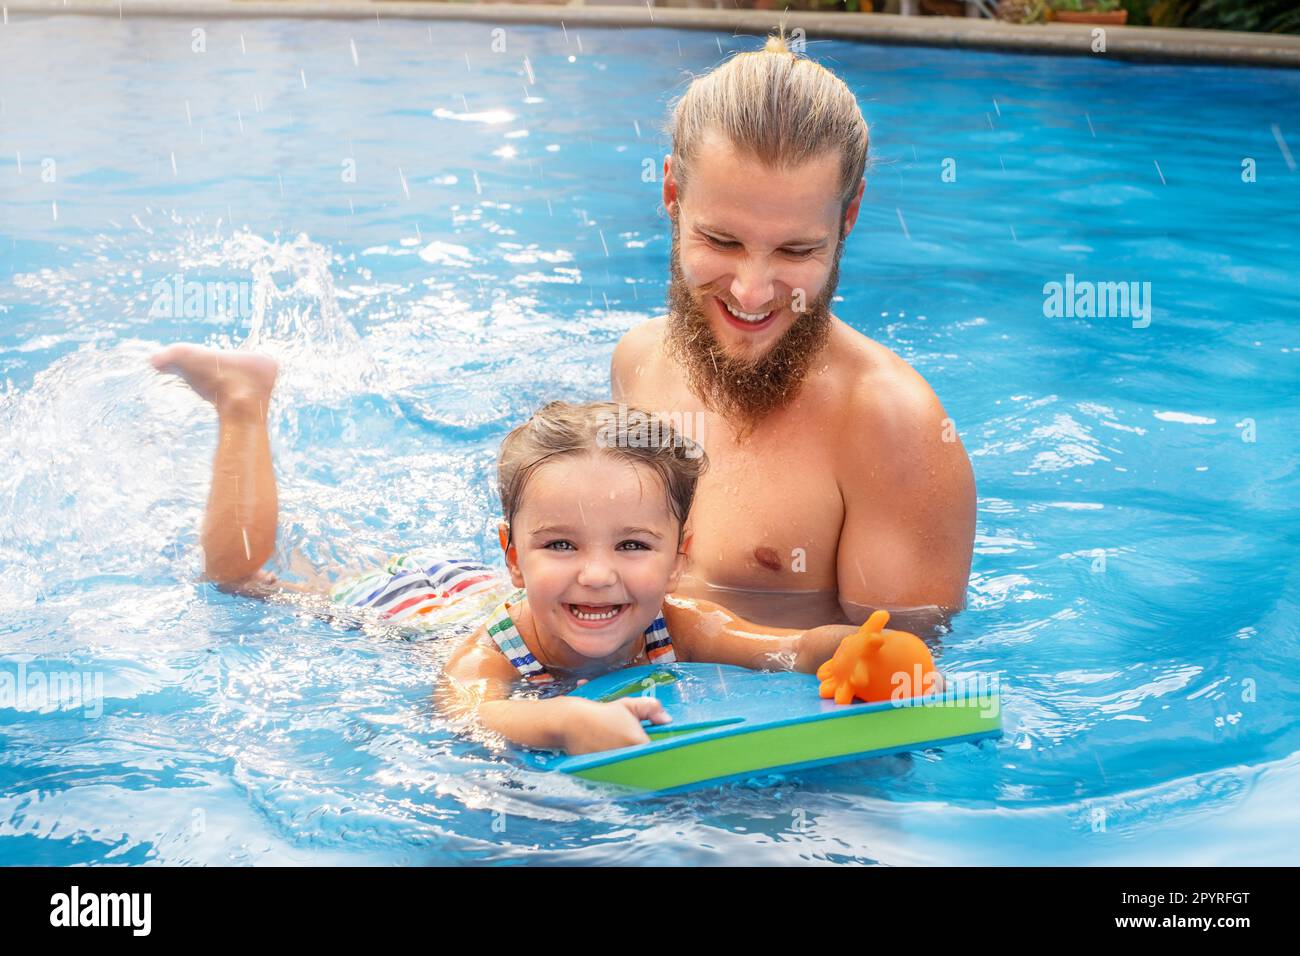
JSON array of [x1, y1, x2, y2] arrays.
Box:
[[794, 625, 859, 674]]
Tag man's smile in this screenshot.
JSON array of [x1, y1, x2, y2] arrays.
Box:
[[715, 296, 779, 331]]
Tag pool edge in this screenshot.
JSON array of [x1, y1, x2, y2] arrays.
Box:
[[3, 1, 1299, 71]]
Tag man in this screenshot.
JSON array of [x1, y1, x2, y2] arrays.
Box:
[[611, 34, 975, 634]]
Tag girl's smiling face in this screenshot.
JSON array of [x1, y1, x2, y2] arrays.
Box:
[[500, 452, 690, 672]]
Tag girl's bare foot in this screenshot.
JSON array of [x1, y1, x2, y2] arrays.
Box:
[[150, 344, 278, 419]]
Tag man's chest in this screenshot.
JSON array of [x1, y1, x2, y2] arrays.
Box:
[[620, 346, 851, 590], [687, 436, 845, 590]]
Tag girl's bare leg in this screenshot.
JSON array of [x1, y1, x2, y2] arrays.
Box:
[[150, 344, 283, 589]]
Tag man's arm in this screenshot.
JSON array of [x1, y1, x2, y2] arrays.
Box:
[[663, 596, 859, 673], [834, 374, 976, 636]]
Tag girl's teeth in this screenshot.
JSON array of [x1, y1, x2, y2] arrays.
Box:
[[723, 300, 771, 323], [570, 605, 621, 621]]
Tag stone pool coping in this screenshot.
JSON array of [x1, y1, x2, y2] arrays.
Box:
[[6, 1, 1300, 69]]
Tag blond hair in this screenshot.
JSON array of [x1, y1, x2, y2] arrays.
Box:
[[664, 31, 869, 221], [497, 401, 708, 547]]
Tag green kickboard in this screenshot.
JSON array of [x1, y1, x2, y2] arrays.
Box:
[[526, 662, 1002, 794]]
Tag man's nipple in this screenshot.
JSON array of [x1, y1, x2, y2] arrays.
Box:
[[753, 546, 782, 572]]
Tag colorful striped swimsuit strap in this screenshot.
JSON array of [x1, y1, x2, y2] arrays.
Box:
[[484, 589, 554, 685], [643, 609, 677, 664], [482, 592, 677, 683]]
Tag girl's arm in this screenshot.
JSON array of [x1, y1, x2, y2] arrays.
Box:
[[436, 629, 671, 754], [437, 635, 567, 749], [662, 596, 858, 674]]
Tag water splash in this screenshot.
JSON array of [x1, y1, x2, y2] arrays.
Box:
[[217, 231, 380, 404], [0, 339, 207, 618]]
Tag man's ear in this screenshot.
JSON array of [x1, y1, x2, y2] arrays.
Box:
[[842, 177, 865, 238], [667, 531, 692, 592], [499, 521, 525, 589], [662, 154, 677, 218]]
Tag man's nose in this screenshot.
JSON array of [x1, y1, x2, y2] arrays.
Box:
[[729, 258, 776, 314]]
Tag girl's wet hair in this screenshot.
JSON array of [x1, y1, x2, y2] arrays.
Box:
[[497, 400, 709, 548]]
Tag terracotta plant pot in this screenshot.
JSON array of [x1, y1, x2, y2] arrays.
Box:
[[921, 0, 967, 16], [1049, 10, 1130, 24]]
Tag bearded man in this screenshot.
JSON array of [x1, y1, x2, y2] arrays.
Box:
[[612, 34, 976, 635]]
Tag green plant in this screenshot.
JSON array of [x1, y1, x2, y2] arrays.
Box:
[[997, 0, 1049, 22], [1050, 0, 1124, 11], [1149, 0, 1300, 32]]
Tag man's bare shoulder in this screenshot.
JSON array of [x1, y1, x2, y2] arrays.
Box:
[[611, 315, 669, 399], [827, 318, 965, 484], [827, 319, 976, 615], [615, 315, 667, 360], [828, 319, 941, 418]]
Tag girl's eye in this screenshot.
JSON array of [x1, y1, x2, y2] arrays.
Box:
[[545, 540, 576, 551], [617, 540, 651, 551]]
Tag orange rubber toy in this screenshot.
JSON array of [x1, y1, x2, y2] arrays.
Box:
[[817, 609, 941, 705]]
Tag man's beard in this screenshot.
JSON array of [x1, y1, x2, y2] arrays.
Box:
[[665, 217, 841, 440]]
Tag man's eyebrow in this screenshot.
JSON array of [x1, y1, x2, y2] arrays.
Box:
[[695, 223, 829, 247]]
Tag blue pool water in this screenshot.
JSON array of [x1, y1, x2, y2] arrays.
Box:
[[2, 13, 1299, 865]]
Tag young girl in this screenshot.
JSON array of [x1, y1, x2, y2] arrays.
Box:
[[150, 344, 860, 756]]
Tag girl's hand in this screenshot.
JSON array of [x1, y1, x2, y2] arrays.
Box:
[[560, 697, 671, 755]]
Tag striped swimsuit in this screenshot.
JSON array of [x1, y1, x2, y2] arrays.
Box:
[[329, 553, 515, 628], [483, 587, 677, 685]]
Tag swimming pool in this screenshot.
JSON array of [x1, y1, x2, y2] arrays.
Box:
[[2, 13, 1298, 865]]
